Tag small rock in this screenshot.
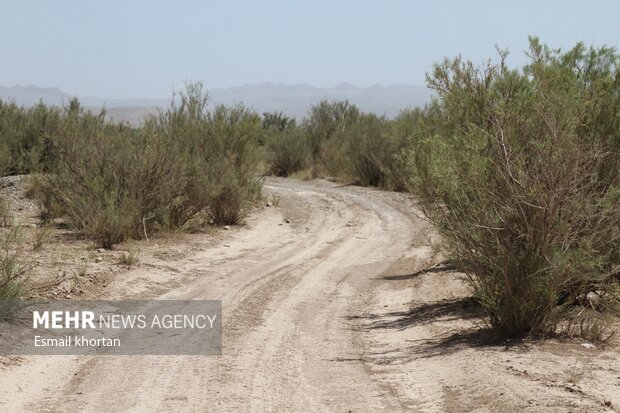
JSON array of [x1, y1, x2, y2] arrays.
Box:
[[266, 201, 273, 207], [97, 248, 106, 253], [223, 225, 230, 230], [605, 400, 612, 407], [95, 256, 103, 263], [59, 280, 72, 293], [209, 219, 215, 225], [581, 343, 596, 349], [64, 294, 71, 299], [284, 218, 291, 224], [29, 223, 37, 229]]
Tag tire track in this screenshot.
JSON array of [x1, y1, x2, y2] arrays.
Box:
[[7, 178, 427, 412]]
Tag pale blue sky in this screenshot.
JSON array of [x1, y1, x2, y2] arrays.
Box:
[[1, 1, 618, 98]]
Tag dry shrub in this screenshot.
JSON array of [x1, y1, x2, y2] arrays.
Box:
[[118, 247, 140, 267]]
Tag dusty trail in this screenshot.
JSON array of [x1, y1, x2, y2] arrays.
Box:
[[1, 178, 430, 412]]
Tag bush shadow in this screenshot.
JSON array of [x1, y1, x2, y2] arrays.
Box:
[[347, 296, 482, 332], [378, 263, 458, 281], [337, 291, 524, 365]]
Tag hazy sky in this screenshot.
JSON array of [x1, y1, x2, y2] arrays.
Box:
[[1, 1, 618, 98]]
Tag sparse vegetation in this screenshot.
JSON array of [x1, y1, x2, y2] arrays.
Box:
[[118, 247, 140, 267], [32, 225, 50, 251], [0, 196, 12, 227]]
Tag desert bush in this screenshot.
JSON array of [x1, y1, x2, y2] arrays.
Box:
[[261, 111, 295, 135], [32, 226, 51, 251], [0, 197, 12, 227], [263, 101, 423, 188], [304, 100, 360, 163], [0, 226, 28, 305], [202, 104, 263, 224], [289, 100, 433, 189], [298, 102, 413, 189], [118, 246, 140, 267], [34, 84, 262, 246], [151, 84, 262, 225], [390, 103, 449, 191], [0, 101, 61, 176], [299, 101, 391, 184], [263, 113, 310, 176], [34, 104, 161, 247], [342, 113, 402, 188], [405, 38, 620, 336]]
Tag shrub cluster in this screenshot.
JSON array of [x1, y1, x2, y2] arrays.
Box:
[[0, 101, 61, 176], [0, 226, 26, 307], [262, 38, 619, 338], [27, 84, 262, 248], [262, 112, 309, 177], [262, 100, 421, 190], [404, 38, 620, 336]]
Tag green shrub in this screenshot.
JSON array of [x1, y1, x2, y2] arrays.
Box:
[[34, 83, 262, 247], [304, 100, 360, 162], [35, 107, 161, 247], [343, 113, 400, 188], [405, 38, 620, 336], [390, 103, 448, 191], [0, 227, 27, 308], [209, 167, 261, 224], [0, 101, 61, 176], [263, 115, 310, 176], [299, 102, 411, 189], [264, 101, 420, 188], [151, 85, 263, 225]]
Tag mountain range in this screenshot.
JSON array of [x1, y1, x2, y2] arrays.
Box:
[[0, 83, 433, 125]]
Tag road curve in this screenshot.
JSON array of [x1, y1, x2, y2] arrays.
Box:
[[7, 177, 430, 412]]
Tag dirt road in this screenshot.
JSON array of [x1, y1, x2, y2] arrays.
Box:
[[0, 177, 431, 412], [1, 178, 618, 412]]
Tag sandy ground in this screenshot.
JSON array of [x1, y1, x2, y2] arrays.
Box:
[[0, 177, 618, 412]]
